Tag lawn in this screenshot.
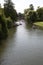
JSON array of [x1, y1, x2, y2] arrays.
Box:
[[34, 22, 43, 27]]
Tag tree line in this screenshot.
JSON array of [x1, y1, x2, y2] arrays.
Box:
[[24, 4, 43, 24]]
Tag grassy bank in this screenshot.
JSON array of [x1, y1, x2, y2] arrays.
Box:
[[34, 22, 43, 27]]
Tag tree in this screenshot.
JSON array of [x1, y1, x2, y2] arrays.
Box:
[[4, 0, 17, 21], [0, 15, 8, 40], [26, 10, 37, 23], [29, 4, 34, 10], [37, 7, 43, 21], [18, 13, 24, 20], [24, 7, 37, 24]]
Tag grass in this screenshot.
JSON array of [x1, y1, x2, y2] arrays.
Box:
[[34, 22, 43, 27]]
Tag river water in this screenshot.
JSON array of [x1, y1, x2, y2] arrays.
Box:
[[0, 20, 43, 65]]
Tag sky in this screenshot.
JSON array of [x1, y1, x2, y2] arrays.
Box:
[[0, 0, 43, 13]]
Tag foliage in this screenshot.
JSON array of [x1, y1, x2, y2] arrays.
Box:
[[0, 24, 1, 27], [24, 10, 37, 24], [24, 4, 43, 24], [37, 7, 43, 21], [18, 13, 24, 20], [0, 14, 8, 40], [4, 0, 17, 21], [6, 17, 13, 29], [0, 8, 4, 15], [29, 4, 34, 10], [24, 4, 34, 15], [0, 1, 18, 41]]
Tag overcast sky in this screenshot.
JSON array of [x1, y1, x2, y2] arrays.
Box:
[[0, 0, 43, 13]]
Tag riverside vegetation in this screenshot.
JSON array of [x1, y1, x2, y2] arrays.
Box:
[[24, 4, 43, 27], [0, 1, 43, 42], [0, 0, 18, 42]]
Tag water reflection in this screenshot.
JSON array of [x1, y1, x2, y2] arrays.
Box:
[[0, 27, 17, 56]]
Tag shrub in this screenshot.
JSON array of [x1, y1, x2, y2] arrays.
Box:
[[0, 14, 8, 39], [5, 17, 13, 29]]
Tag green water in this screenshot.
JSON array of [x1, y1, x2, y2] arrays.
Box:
[[0, 20, 43, 65]]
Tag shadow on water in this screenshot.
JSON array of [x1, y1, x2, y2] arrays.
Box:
[[25, 23, 33, 31], [0, 27, 17, 56], [25, 22, 43, 37]]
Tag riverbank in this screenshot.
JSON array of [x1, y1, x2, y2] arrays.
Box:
[[33, 22, 43, 29]]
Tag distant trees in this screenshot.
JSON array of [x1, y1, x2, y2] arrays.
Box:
[[24, 4, 43, 24], [18, 13, 24, 20]]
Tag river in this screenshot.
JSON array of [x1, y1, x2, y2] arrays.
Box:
[[0, 20, 43, 65]]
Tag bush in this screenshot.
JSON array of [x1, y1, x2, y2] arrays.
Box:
[[0, 14, 8, 39], [0, 24, 2, 31], [5, 17, 13, 29]]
